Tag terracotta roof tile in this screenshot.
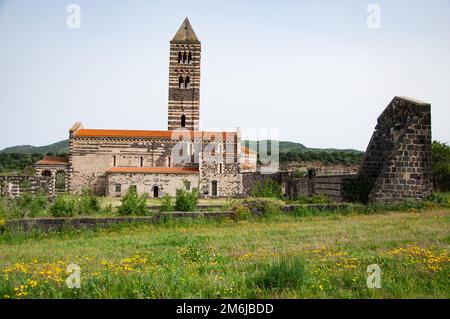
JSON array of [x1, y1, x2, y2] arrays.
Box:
[[241, 163, 256, 171], [36, 156, 68, 165], [74, 128, 236, 140], [106, 167, 199, 174]]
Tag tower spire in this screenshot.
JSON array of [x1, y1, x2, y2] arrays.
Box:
[[171, 17, 199, 43]]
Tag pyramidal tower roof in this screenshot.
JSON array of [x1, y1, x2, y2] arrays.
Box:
[[171, 18, 199, 43]]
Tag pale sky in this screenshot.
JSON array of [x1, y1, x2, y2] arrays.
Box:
[[0, 0, 449, 151]]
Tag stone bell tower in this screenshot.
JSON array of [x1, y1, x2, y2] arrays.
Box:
[[168, 18, 201, 131]]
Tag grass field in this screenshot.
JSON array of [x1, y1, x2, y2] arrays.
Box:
[[0, 208, 449, 299]]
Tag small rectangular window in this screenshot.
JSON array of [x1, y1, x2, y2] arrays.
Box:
[[185, 181, 191, 191], [211, 181, 218, 197], [115, 184, 121, 193]]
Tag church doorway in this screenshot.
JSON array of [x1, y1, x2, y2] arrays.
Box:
[[211, 181, 218, 197], [153, 186, 159, 198]]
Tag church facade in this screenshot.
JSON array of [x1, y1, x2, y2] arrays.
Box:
[[37, 18, 256, 198]]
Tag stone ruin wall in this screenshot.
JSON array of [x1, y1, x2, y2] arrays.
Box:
[[242, 171, 355, 201], [242, 97, 433, 203], [358, 97, 433, 202], [0, 176, 53, 198]]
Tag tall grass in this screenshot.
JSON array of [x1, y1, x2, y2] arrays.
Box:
[[250, 256, 309, 291]]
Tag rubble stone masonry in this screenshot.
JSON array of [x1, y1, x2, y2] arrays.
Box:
[[358, 96, 433, 202]]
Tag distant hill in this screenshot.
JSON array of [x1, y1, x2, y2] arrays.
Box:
[[0, 140, 69, 155], [242, 140, 362, 154], [0, 139, 362, 155]]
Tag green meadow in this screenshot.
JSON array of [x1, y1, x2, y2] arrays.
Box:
[[0, 208, 449, 299]]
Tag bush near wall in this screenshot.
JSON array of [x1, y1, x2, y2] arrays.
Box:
[[175, 189, 199, 212], [117, 187, 149, 216], [432, 141, 450, 191], [250, 178, 283, 199], [242, 197, 285, 217]]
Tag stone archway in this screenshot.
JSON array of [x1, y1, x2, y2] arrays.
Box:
[[55, 170, 67, 194]]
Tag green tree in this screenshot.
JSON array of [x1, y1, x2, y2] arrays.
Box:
[[432, 141, 450, 191]]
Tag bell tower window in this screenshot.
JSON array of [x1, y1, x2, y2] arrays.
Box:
[[181, 115, 186, 127], [178, 76, 184, 89]]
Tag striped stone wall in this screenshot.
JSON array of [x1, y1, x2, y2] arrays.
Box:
[[168, 42, 201, 131]]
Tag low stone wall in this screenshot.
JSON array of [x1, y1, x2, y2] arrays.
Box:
[[243, 170, 355, 201], [4, 203, 362, 233], [242, 172, 280, 195], [6, 212, 234, 232], [313, 174, 356, 201]]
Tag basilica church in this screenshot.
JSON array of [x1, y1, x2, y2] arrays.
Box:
[[35, 18, 256, 198]]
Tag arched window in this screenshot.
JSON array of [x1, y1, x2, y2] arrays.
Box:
[[140, 156, 144, 167], [183, 51, 187, 64], [219, 163, 223, 174], [188, 51, 193, 64], [185, 76, 190, 89], [178, 51, 182, 64], [181, 115, 186, 127], [167, 156, 171, 167], [41, 170, 52, 177], [113, 155, 117, 167], [179, 76, 184, 89]]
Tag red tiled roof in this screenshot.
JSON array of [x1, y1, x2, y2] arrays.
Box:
[[241, 163, 256, 171], [74, 129, 237, 140], [36, 156, 68, 165], [106, 167, 199, 174]]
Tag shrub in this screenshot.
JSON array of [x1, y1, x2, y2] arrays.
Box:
[[117, 187, 149, 216], [49, 196, 76, 217], [76, 188, 100, 215], [175, 189, 199, 212], [251, 256, 309, 291], [0, 198, 7, 219], [432, 141, 450, 191], [26, 193, 48, 217], [250, 178, 283, 199], [5, 193, 48, 219], [243, 197, 284, 217], [292, 168, 307, 178], [160, 194, 173, 212], [295, 193, 335, 204], [231, 204, 251, 221], [428, 193, 450, 207]]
